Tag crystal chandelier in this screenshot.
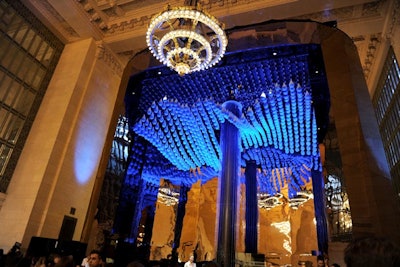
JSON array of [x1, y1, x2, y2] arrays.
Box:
[[146, 4, 228, 76]]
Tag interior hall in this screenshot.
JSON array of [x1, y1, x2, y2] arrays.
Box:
[[0, 0, 400, 266]]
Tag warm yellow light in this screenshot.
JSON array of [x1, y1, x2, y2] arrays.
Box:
[[146, 6, 228, 76]]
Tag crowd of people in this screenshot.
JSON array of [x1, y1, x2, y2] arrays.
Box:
[[313, 236, 400, 267], [0, 236, 399, 267]]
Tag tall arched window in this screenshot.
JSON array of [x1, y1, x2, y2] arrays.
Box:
[[0, 0, 64, 192]]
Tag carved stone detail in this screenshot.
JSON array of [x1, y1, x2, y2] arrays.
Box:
[[386, 0, 400, 39], [362, 1, 383, 17], [75, 0, 292, 35], [292, 5, 356, 22], [96, 44, 124, 76], [362, 35, 381, 80]]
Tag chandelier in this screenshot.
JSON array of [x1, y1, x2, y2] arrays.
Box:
[[146, 4, 228, 76]]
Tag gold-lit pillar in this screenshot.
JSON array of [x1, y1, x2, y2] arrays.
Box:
[[150, 179, 177, 260], [178, 181, 201, 261], [290, 183, 319, 266], [259, 186, 290, 265]]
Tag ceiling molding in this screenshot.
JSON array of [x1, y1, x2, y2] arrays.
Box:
[[20, 0, 80, 43], [23, 0, 395, 94]]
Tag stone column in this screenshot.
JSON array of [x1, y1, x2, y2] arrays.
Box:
[[320, 26, 400, 243], [216, 100, 242, 267], [0, 38, 124, 250]]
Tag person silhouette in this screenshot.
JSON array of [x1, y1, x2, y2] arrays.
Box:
[[344, 236, 400, 267], [184, 255, 196, 267]]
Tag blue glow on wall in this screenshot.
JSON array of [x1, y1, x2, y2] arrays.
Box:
[[74, 123, 102, 185]]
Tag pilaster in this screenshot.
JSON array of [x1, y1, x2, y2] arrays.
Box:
[[0, 38, 124, 251]]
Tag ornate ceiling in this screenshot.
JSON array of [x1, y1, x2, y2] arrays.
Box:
[[21, 0, 396, 90]]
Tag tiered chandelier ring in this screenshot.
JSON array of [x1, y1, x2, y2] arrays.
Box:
[[146, 6, 228, 76]]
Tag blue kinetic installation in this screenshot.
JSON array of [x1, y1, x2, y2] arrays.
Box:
[[122, 43, 331, 260], [131, 78, 320, 194]]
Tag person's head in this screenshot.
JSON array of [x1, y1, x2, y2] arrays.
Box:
[[317, 255, 325, 267], [189, 255, 194, 262], [344, 236, 400, 267], [54, 255, 61, 264], [323, 254, 329, 265], [54, 255, 75, 267], [88, 250, 103, 267], [126, 261, 144, 267]]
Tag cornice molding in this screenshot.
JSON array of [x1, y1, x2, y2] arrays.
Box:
[[24, 0, 393, 87], [292, 1, 383, 23], [386, 0, 400, 39], [361, 0, 383, 17], [96, 43, 125, 76], [27, 0, 386, 51], [76, 0, 296, 37]]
